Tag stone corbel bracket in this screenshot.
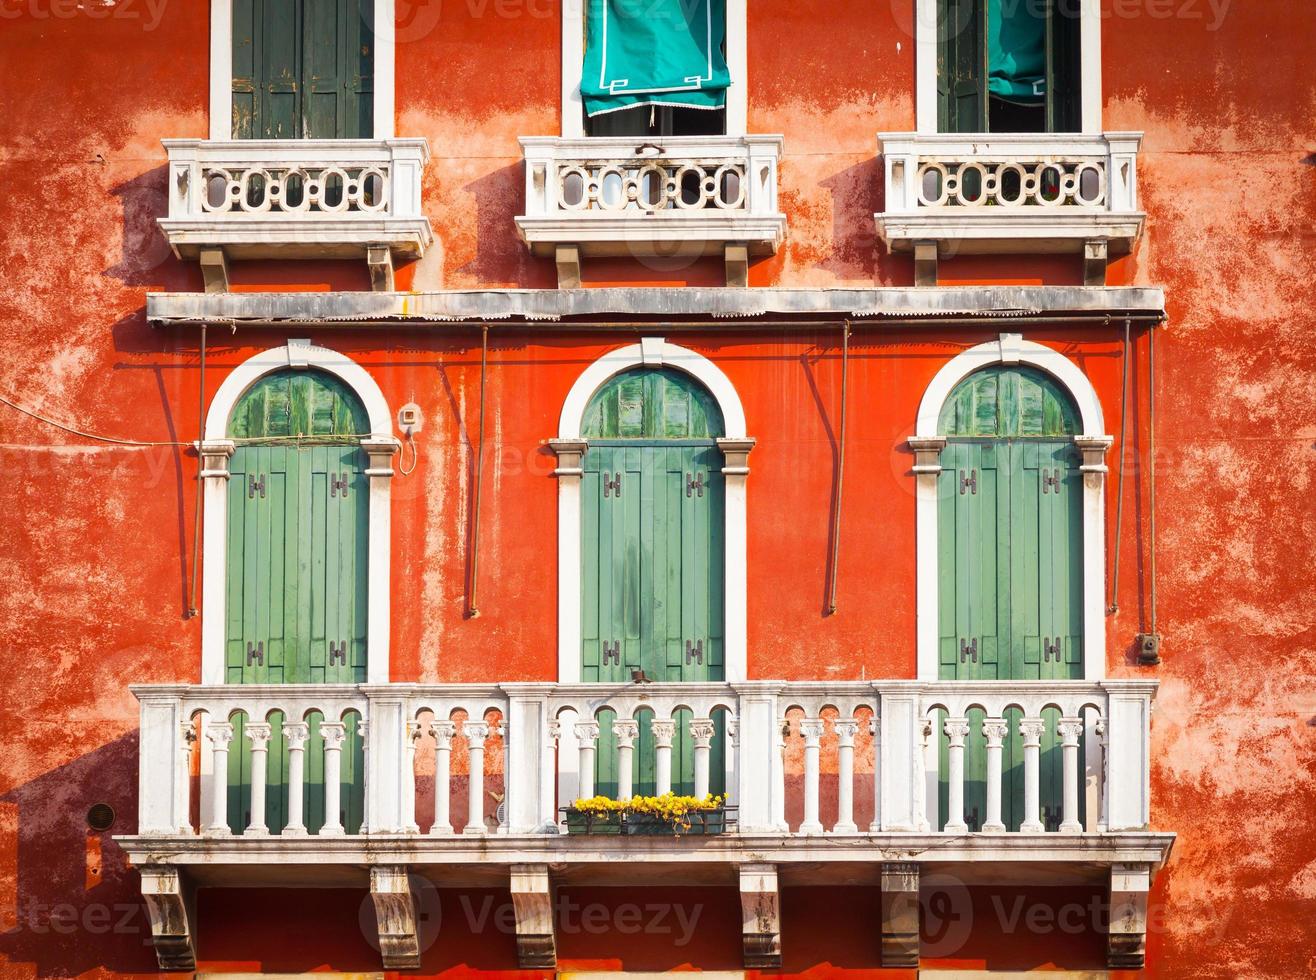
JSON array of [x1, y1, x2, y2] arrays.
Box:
[[140, 866, 197, 970], [739, 863, 782, 968], [370, 865, 421, 969], [510, 864, 557, 968]]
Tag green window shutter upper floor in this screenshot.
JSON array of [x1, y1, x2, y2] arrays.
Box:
[[232, 0, 373, 139], [938, 0, 988, 132], [229, 369, 370, 441], [582, 368, 725, 440]]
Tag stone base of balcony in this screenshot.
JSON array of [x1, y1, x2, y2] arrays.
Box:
[[876, 210, 1146, 256], [515, 214, 788, 259], [158, 217, 435, 262]]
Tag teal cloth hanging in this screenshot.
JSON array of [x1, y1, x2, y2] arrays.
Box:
[[988, 0, 1046, 105], [581, 0, 730, 118]]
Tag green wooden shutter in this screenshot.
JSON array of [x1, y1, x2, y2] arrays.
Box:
[[303, 0, 374, 138], [1045, 0, 1082, 133], [938, 0, 988, 132], [581, 445, 641, 684]]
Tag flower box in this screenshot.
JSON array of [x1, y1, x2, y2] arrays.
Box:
[[561, 796, 734, 837]]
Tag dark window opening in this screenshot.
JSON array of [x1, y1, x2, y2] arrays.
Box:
[[586, 104, 727, 138]]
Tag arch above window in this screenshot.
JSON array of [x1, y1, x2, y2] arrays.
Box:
[[582, 367, 725, 440], [939, 364, 1081, 438]]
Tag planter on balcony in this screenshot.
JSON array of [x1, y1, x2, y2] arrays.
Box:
[[158, 138, 434, 290], [515, 135, 787, 287], [874, 131, 1144, 284], [561, 804, 734, 836]]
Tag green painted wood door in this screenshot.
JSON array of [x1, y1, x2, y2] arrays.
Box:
[[223, 370, 369, 834], [936, 366, 1084, 831], [579, 368, 727, 797], [232, 0, 373, 139]]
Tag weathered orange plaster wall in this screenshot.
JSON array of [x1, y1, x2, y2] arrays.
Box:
[[0, 0, 1314, 976]]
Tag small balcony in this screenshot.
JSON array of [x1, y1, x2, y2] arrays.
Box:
[[123, 678, 1170, 971], [875, 132, 1144, 284], [515, 135, 787, 287], [158, 138, 433, 291]]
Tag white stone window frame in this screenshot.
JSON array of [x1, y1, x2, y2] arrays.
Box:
[[560, 0, 749, 138], [551, 339, 753, 684], [208, 0, 397, 140], [912, 334, 1112, 683], [198, 339, 399, 685], [913, 0, 1103, 134]]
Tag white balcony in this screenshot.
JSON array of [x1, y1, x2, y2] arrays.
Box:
[[515, 135, 787, 287], [875, 132, 1144, 284], [158, 138, 433, 290], [122, 678, 1170, 971]]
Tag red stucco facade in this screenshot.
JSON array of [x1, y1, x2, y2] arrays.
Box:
[[1, 0, 1314, 976]]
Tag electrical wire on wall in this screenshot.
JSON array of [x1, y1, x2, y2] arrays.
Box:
[[467, 324, 489, 619], [826, 320, 850, 615], [1108, 317, 1130, 615], [186, 321, 208, 618]]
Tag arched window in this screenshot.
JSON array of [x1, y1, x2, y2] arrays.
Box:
[[935, 364, 1084, 833], [580, 367, 728, 797], [223, 368, 369, 834]]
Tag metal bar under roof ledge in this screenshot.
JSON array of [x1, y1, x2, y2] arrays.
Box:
[[145, 286, 1166, 330]]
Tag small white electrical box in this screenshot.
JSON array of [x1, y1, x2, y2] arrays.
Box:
[[398, 403, 423, 433]]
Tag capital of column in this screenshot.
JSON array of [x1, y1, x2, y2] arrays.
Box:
[[650, 719, 676, 747], [1075, 435, 1114, 477], [406, 720, 424, 743], [943, 717, 971, 746], [725, 718, 739, 746], [320, 721, 348, 750], [205, 720, 234, 748], [198, 439, 236, 479], [179, 721, 198, 747], [464, 721, 492, 749], [547, 719, 562, 747], [689, 718, 716, 746], [282, 722, 310, 750], [716, 437, 756, 476], [430, 719, 456, 748], [833, 718, 860, 747], [244, 722, 272, 750], [361, 436, 402, 477], [982, 718, 1010, 746], [798, 718, 826, 745], [573, 721, 600, 746], [1057, 717, 1084, 745], [908, 436, 947, 474], [548, 439, 589, 476], [1019, 718, 1046, 747], [612, 719, 638, 748]]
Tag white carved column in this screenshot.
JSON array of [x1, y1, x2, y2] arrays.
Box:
[[774, 716, 788, 830], [1058, 717, 1084, 833], [243, 722, 272, 836], [652, 719, 676, 796], [868, 714, 883, 832], [431, 720, 455, 835], [574, 721, 600, 800], [403, 720, 422, 834], [203, 721, 234, 836], [176, 721, 196, 835], [981, 718, 1009, 833], [464, 720, 491, 834], [1095, 717, 1109, 832], [320, 721, 347, 837], [282, 722, 310, 837], [1019, 718, 1046, 833], [356, 716, 370, 835], [832, 719, 859, 833], [725, 717, 739, 807], [915, 717, 933, 831], [690, 718, 716, 799], [943, 717, 970, 833], [613, 719, 638, 801], [799, 718, 825, 834]]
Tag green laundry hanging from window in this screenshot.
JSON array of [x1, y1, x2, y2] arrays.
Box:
[[988, 0, 1047, 105], [581, 0, 730, 118]]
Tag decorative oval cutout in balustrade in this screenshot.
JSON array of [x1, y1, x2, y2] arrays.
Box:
[[678, 166, 703, 208], [1077, 165, 1104, 206], [1038, 165, 1064, 205], [717, 166, 742, 209], [561, 169, 586, 208], [920, 165, 945, 206], [600, 168, 625, 209]]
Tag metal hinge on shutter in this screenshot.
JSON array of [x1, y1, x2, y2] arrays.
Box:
[[1042, 469, 1061, 493], [603, 472, 622, 498], [601, 640, 621, 665], [686, 472, 705, 497], [330, 473, 350, 498], [328, 641, 347, 666], [684, 639, 704, 665], [959, 469, 977, 495], [245, 641, 264, 666], [1042, 637, 1062, 662], [248, 474, 266, 499], [959, 638, 978, 663]]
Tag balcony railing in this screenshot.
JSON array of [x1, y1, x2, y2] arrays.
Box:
[[515, 135, 787, 286], [875, 132, 1144, 283], [158, 138, 433, 288], [133, 678, 1155, 840]]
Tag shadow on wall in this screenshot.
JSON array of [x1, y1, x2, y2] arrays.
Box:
[[104, 166, 200, 292], [453, 161, 557, 289], [0, 732, 162, 975]]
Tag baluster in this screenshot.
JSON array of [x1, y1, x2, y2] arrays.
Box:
[[282, 722, 310, 837], [1058, 717, 1084, 833], [1019, 718, 1047, 833], [981, 719, 1009, 833], [832, 719, 859, 834], [690, 718, 716, 799], [652, 720, 676, 796], [798, 718, 825, 834], [400, 720, 421, 834], [915, 718, 933, 831], [177, 720, 196, 834], [775, 717, 788, 831], [725, 717, 739, 808], [943, 718, 971, 833], [574, 721, 600, 800], [243, 722, 273, 836], [356, 716, 370, 835], [430, 720, 456, 835], [319, 722, 347, 837], [204, 721, 234, 837], [463, 721, 491, 835], [613, 720, 638, 801], [1095, 717, 1109, 832], [868, 714, 882, 832]]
